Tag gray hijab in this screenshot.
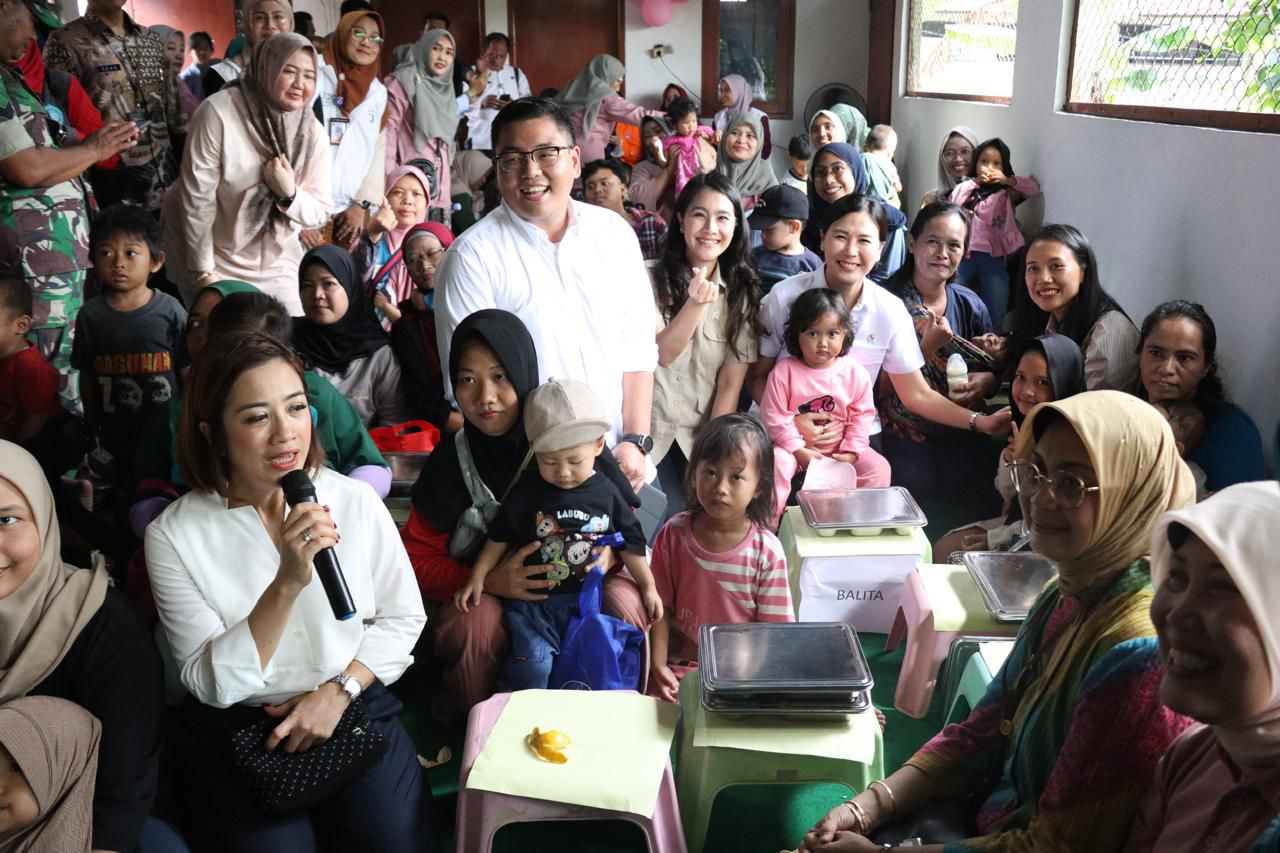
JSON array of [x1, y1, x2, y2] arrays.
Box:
[[557, 54, 624, 135], [716, 112, 778, 197], [391, 29, 460, 155]]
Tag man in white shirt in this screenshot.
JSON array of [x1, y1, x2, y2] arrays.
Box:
[[464, 33, 532, 152], [435, 97, 658, 490]]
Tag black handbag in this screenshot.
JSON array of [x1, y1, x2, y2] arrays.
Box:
[[229, 697, 388, 815]]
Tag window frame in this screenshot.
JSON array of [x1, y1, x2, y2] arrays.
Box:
[[903, 0, 1017, 105], [1062, 1, 1280, 134], [700, 0, 797, 120]]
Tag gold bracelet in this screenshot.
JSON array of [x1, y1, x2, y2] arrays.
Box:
[[844, 799, 870, 834], [869, 779, 897, 820]]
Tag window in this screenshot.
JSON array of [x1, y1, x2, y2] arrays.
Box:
[[1066, 0, 1280, 132], [906, 0, 1020, 102], [701, 0, 796, 118]]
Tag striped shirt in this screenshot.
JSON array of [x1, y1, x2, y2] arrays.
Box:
[[651, 512, 793, 664]]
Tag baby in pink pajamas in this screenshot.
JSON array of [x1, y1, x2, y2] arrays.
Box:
[[659, 96, 716, 198], [761, 288, 888, 525]]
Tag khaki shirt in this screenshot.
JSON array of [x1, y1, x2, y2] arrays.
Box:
[[44, 13, 185, 210], [651, 267, 758, 461]]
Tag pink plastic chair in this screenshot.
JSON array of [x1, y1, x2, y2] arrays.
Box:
[[885, 565, 1020, 718], [455, 692, 688, 853]]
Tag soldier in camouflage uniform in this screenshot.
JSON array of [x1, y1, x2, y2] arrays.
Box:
[[43, 0, 185, 211], [0, 0, 138, 413]]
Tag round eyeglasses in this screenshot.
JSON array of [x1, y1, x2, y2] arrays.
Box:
[[1008, 460, 1100, 509]]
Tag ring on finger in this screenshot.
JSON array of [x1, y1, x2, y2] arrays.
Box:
[[302, 528, 314, 544]]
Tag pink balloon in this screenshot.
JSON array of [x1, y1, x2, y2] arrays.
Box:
[[641, 0, 673, 27]]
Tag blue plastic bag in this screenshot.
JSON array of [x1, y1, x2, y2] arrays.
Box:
[[549, 568, 644, 691]]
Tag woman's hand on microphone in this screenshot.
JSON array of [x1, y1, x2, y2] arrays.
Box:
[[278, 502, 338, 594]]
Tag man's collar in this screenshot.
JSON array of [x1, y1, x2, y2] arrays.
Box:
[[84, 11, 141, 36]]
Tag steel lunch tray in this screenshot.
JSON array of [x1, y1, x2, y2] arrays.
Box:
[[962, 551, 1057, 622], [699, 622, 873, 696], [700, 683, 871, 717], [797, 487, 928, 537]]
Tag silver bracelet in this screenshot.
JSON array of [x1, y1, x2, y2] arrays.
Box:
[[969, 410, 981, 432]]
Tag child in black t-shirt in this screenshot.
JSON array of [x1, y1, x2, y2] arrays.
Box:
[[750, 185, 823, 292], [454, 377, 662, 691], [72, 205, 186, 487]]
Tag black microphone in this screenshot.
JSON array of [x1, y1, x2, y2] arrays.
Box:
[[279, 470, 356, 621]]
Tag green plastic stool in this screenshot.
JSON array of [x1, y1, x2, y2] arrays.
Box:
[[944, 650, 995, 726], [675, 677, 885, 853]]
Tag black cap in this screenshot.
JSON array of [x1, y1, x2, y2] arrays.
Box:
[[750, 184, 809, 230]]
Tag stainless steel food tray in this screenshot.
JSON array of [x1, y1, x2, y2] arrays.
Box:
[[797, 487, 927, 537], [699, 622, 872, 695], [700, 683, 871, 717], [962, 551, 1057, 622]]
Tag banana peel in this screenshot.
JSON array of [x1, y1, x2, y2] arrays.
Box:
[[527, 727, 571, 763]]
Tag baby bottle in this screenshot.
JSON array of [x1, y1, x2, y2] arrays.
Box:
[[946, 353, 968, 399]]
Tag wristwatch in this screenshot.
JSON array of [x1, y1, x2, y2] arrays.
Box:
[[620, 433, 654, 455], [327, 674, 363, 703], [275, 192, 296, 209]]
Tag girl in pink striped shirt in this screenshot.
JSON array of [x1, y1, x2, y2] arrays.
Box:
[[761, 288, 890, 526], [648, 414, 794, 702]]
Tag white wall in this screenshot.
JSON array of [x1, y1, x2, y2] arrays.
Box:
[[891, 0, 1280, 460], [294, 0, 339, 35]]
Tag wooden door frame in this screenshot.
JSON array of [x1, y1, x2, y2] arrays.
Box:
[[701, 0, 796, 119], [507, 0, 626, 88], [866, 0, 895, 125]]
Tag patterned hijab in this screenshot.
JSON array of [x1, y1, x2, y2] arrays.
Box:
[[715, 112, 777, 197], [391, 29, 459, 155], [323, 10, 387, 121], [1151, 481, 1280, 766], [0, 442, 108, 703], [232, 33, 321, 242], [829, 104, 868, 149], [1016, 391, 1195, 595], [0, 696, 101, 853], [557, 54, 625, 135]]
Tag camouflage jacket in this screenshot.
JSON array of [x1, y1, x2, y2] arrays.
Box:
[[44, 13, 185, 210], [0, 65, 92, 279]]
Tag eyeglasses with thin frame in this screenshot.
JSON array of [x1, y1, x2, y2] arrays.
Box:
[[494, 145, 572, 174], [1008, 460, 1100, 509], [351, 28, 384, 43], [812, 163, 849, 181]]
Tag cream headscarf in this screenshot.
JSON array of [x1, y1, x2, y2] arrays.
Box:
[[0, 442, 108, 703], [0, 696, 101, 853], [808, 109, 847, 145], [1151, 481, 1280, 765], [1015, 391, 1195, 595], [937, 125, 979, 195], [391, 28, 460, 156]]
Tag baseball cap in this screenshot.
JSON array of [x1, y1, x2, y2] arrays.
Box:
[[23, 0, 62, 30], [524, 378, 612, 454], [750, 184, 809, 230]]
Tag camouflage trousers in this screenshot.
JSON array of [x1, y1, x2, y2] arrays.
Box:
[[26, 268, 84, 415]]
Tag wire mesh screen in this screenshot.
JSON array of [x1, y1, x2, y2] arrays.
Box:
[[1069, 0, 1280, 114], [907, 0, 1020, 100]]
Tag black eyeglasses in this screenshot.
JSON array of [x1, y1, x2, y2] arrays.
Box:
[[493, 145, 571, 174], [1009, 460, 1100, 509]]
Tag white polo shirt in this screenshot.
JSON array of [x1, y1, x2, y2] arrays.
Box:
[[435, 200, 659, 442], [758, 267, 925, 433]]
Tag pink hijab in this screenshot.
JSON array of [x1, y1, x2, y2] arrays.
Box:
[[367, 164, 432, 305]]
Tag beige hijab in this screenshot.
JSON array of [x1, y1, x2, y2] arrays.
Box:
[[0, 696, 101, 853], [1151, 481, 1280, 765], [0, 442, 108, 703], [1015, 391, 1195, 595]]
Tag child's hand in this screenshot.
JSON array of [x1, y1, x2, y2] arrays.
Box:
[[650, 662, 679, 703], [585, 545, 615, 574], [453, 579, 484, 613], [642, 586, 664, 624], [831, 452, 859, 465], [795, 447, 826, 470]]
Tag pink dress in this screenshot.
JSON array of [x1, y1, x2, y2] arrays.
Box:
[[661, 126, 715, 197], [649, 512, 793, 690], [761, 354, 889, 524]]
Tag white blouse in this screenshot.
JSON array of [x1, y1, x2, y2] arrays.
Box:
[[145, 468, 426, 708]]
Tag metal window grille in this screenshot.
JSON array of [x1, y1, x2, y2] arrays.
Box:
[[907, 0, 1020, 101], [1068, 0, 1280, 116]]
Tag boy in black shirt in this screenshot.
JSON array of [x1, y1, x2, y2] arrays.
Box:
[[454, 377, 662, 690]]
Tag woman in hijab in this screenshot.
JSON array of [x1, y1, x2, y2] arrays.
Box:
[[715, 112, 777, 212], [401, 310, 651, 722], [358, 164, 432, 325], [305, 9, 389, 252], [829, 103, 868, 150], [294, 245, 412, 428], [0, 696, 100, 853], [385, 28, 473, 215], [920, 126, 980, 209], [801, 391, 1195, 852], [165, 32, 331, 315], [1126, 481, 1280, 852], [0, 442, 162, 853], [557, 54, 663, 165], [150, 25, 198, 119], [809, 108, 847, 149], [203, 0, 293, 98], [713, 74, 771, 158], [934, 332, 1086, 558], [804, 141, 907, 281]]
